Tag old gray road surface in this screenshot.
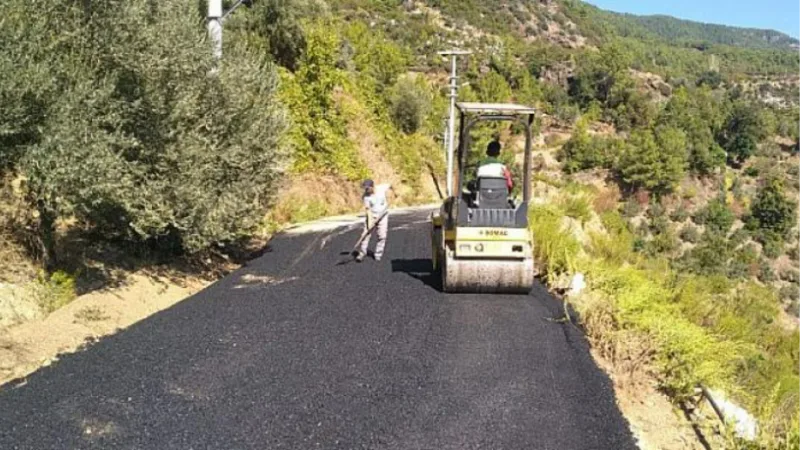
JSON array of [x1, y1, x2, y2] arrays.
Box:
[[0, 209, 637, 449]]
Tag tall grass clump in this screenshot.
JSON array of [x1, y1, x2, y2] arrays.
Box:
[[580, 260, 745, 398], [528, 205, 580, 280], [559, 194, 593, 225]]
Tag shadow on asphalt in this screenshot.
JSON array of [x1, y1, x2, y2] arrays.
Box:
[[391, 258, 441, 291]]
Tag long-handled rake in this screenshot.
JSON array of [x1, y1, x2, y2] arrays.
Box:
[[349, 211, 389, 258]]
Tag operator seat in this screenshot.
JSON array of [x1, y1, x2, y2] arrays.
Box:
[[475, 177, 510, 209]]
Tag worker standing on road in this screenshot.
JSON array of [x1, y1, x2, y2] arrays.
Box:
[[477, 141, 513, 190], [356, 179, 392, 263]]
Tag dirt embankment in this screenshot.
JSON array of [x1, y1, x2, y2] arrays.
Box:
[[1, 272, 208, 386]]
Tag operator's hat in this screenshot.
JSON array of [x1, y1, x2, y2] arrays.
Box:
[[361, 179, 374, 189]]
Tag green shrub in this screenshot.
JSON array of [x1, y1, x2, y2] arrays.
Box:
[[696, 70, 722, 88], [476, 70, 512, 103], [779, 268, 800, 284], [4, 0, 290, 260], [558, 120, 623, 173], [780, 283, 800, 301], [281, 23, 368, 181], [646, 229, 679, 256], [670, 207, 689, 223], [787, 244, 800, 262], [528, 205, 580, 279], [691, 209, 707, 225], [785, 300, 799, 320], [245, 0, 327, 71], [702, 199, 735, 235], [744, 166, 760, 177], [647, 202, 667, 220], [717, 101, 772, 165], [582, 262, 743, 401], [648, 214, 671, 236], [758, 260, 776, 282], [622, 198, 642, 218], [677, 232, 731, 276], [560, 195, 593, 225], [590, 211, 635, 263], [729, 227, 751, 247], [600, 211, 631, 235], [31, 270, 76, 314], [680, 225, 700, 243], [762, 234, 784, 259], [728, 244, 758, 279], [388, 76, 432, 134], [750, 177, 798, 239]]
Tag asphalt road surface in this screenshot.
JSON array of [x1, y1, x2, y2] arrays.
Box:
[[0, 209, 637, 450]]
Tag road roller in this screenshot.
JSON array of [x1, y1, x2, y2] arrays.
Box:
[[431, 102, 536, 293]]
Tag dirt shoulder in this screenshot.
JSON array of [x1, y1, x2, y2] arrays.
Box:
[[0, 273, 208, 386], [590, 349, 709, 450]]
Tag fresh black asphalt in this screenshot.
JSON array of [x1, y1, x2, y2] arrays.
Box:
[[0, 209, 638, 449]]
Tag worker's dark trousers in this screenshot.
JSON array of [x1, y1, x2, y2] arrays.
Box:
[[359, 215, 388, 260]]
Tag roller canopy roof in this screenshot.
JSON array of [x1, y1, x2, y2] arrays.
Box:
[[456, 102, 536, 115]]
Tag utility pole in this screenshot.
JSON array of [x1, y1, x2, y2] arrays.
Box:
[[208, 0, 223, 59], [441, 117, 449, 158], [438, 50, 471, 198], [208, 0, 253, 59]]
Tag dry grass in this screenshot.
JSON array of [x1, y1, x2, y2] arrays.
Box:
[[0, 176, 38, 284], [269, 174, 363, 225], [634, 189, 651, 208], [592, 185, 621, 215], [74, 306, 110, 323], [574, 292, 657, 389]]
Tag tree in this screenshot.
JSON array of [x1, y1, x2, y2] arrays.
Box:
[[388, 76, 432, 134], [476, 70, 513, 103], [558, 119, 622, 173], [717, 101, 771, 165], [696, 70, 723, 89], [614, 126, 688, 193], [279, 21, 366, 180], [700, 199, 735, 235], [3, 0, 288, 267], [568, 43, 633, 110], [343, 21, 409, 93], [749, 177, 798, 239], [659, 87, 726, 175], [237, 0, 328, 71]]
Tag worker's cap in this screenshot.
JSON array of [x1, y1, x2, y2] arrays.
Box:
[[361, 179, 374, 189]]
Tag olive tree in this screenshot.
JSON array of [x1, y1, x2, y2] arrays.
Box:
[[1, 0, 288, 268]]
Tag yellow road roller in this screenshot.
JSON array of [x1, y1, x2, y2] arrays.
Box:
[[431, 102, 536, 293]]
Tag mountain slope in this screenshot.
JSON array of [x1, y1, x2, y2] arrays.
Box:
[[569, 1, 799, 50], [622, 14, 799, 50]]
